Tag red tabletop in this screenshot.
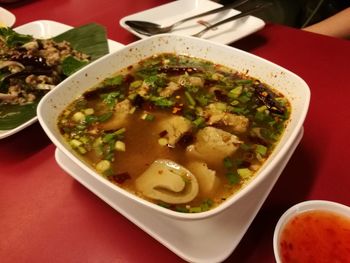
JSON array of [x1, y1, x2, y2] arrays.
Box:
[[1, 1, 350, 262]]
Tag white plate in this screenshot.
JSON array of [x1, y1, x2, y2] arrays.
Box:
[[120, 0, 265, 44], [0, 20, 124, 139], [55, 128, 303, 263], [0, 7, 16, 27]]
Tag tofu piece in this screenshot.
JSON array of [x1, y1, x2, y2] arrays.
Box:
[[99, 99, 132, 130], [187, 126, 241, 165], [157, 115, 192, 146]]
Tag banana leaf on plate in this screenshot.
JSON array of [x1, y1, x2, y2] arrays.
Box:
[[0, 23, 109, 131]]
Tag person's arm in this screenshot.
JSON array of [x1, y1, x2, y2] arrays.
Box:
[[302, 7, 350, 38]]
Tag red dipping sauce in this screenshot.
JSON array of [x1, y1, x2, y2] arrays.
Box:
[[279, 210, 350, 263]]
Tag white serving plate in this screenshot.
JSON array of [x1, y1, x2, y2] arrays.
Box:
[[0, 20, 124, 139], [37, 34, 310, 219], [55, 128, 303, 263], [0, 7, 16, 27], [120, 0, 265, 44], [273, 200, 350, 263]]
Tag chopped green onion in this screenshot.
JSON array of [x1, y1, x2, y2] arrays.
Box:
[[72, 111, 85, 122], [141, 113, 155, 121], [223, 157, 233, 169], [77, 146, 87, 154], [184, 91, 196, 106], [129, 80, 143, 89], [175, 206, 189, 213], [115, 140, 126, 151], [103, 133, 116, 143], [226, 171, 240, 184], [96, 160, 111, 173], [228, 86, 243, 98], [189, 206, 202, 213], [158, 202, 171, 209], [70, 139, 82, 148], [115, 127, 126, 136], [240, 143, 251, 151], [255, 144, 267, 156], [85, 115, 99, 124], [193, 116, 205, 128], [98, 111, 113, 122], [102, 75, 123, 86], [158, 138, 168, 146], [238, 94, 250, 103], [84, 108, 94, 115], [257, 105, 268, 112], [150, 96, 174, 107], [237, 168, 253, 179], [235, 79, 253, 85]]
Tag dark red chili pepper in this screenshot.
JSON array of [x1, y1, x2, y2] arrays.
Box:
[[11, 54, 50, 70], [254, 84, 285, 115], [110, 172, 131, 184]]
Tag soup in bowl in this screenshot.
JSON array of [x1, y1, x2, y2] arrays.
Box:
[[37, 34, 310, 220]]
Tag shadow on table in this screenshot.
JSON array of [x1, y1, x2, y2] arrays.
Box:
[[0, 122, 51, 164], [231, 33, 268, 52], [0, 0, 37, 7]]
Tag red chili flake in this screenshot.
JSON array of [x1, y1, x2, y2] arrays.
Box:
[[172, 106, 182, 114], [110, 172, 131, 184], [177, 132, 194, 148], [159, 130, 168, 137]]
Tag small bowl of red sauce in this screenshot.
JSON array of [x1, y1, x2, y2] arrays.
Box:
[[273, 200, 350, 263]]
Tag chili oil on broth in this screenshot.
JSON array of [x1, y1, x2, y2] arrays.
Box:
[[57, 53, 291, 213]]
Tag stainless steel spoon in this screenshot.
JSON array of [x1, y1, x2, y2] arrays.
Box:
[[124, 0, 249, 35], [129, 2, 271, 38]]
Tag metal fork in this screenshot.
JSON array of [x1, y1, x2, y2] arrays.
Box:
[[124, 0, 250, 35], [130, 2, 271, 38], [193, 2, 270, 37]]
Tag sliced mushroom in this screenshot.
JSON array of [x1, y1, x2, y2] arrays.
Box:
[[135, 159, 199, 204], [0, 93, 17, 101], [0, 61, 25, 70]]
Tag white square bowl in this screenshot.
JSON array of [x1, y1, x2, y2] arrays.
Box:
[[37, 34, 310, 221]]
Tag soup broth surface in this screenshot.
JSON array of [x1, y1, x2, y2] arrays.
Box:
[[58, 53, 290, 213]]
